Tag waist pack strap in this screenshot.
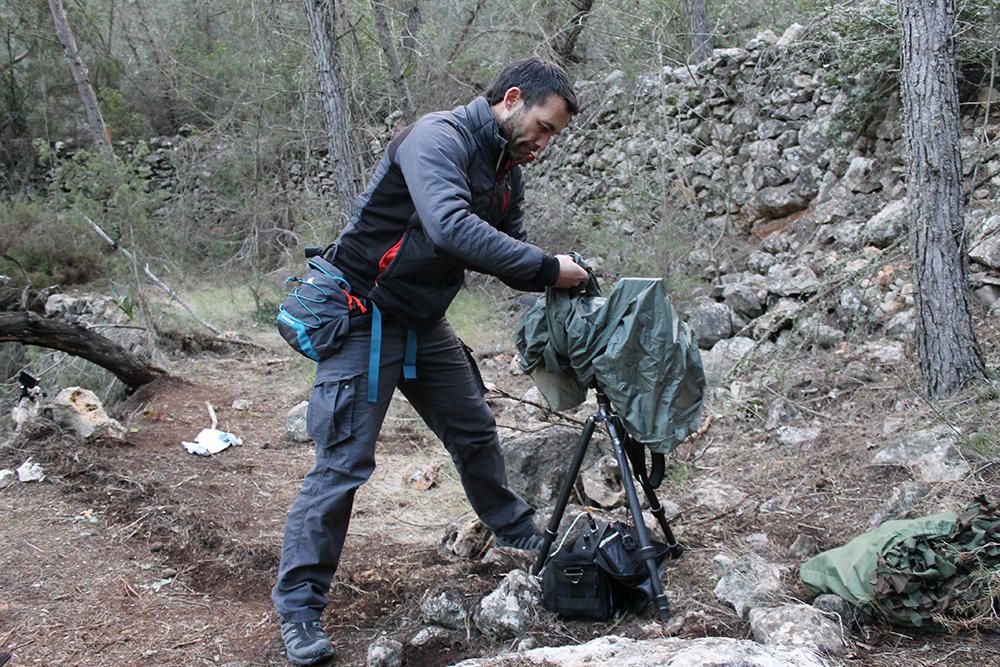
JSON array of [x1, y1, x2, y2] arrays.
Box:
[[367, 305, 382, 403], [366, 307, 419, 404], [403, 329, 418, 380]]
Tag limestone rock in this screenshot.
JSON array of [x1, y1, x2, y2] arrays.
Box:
[[452, 635, 832, 667], [499, 427, 589, 505], [692, 479, 748, 514], [49, 387, 126, 443], [862, 199, 908, 248], [580, 454, 624, 507], [701, 336, 755, 386], [473, 570, 540, 638], [420, 588, 467, 630], [969, 214, 1000, 269], [285, 401, 311, 443], [714, 554, 789, 618], [687, 299, 735, 349], [749, 604, 846, 656], [874, 425, 971, 483], [366, 636, 403, 667]]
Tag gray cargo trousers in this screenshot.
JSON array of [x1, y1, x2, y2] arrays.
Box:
[[272, 314, 537, 622]]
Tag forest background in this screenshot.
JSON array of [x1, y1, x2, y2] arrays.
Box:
[[4, 0, 993, 340]]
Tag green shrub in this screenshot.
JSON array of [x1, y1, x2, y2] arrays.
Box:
[[0, 197, 107, 287]]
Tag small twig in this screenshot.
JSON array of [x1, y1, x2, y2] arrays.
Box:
[[206, 402, 218, 430], [487, 386, 586, 426]]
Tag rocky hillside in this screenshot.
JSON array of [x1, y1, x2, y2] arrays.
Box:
[[532, 23, 999, 340]]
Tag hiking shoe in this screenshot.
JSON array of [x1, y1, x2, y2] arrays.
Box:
[[280, 619, 335, 665], [494, 532, 544, 552]]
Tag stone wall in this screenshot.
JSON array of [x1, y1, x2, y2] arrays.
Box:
[[529, 24, 1000, 356]]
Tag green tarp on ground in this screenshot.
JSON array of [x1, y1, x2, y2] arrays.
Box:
[[515, 274, 705, 455], [800, 497, 1000, 627]]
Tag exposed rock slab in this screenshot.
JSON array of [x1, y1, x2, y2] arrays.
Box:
[[450, 635, 831, 667]]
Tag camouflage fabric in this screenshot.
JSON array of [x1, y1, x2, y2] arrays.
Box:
[[800, 497, 1000, 627]]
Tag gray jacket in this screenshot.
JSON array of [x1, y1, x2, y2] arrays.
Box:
[[333, 96, 559, 326]]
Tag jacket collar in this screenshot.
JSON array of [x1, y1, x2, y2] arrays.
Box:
[[461, 96, 509, 169]]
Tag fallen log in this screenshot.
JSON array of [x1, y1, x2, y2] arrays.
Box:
[[0, 311, 166, 388]]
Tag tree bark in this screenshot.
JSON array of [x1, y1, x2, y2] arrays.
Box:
[[47, 0, 113, 153], [897, 0, 986, 397], [370, 0, 416, 122], [302, 0, 362, 219], [552, 0, 594, 67], [685, 0, 713, 64], [0, 311, 167, 388]]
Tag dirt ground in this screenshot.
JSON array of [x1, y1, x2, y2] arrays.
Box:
[[1, 317, 999, 666]]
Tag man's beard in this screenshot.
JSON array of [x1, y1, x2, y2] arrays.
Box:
[[500, 109, 534, 162]]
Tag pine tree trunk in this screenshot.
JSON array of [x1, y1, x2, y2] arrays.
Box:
[[303, 0, 361, 221], [685, 0, 713, 64], [552, 0, 594, 67], [370, 0, 416, 123], [897, 0, 986, 397], [48, 0, 112, 153]]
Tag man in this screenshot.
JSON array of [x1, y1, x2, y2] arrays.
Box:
[[273, 57, 588, 665]]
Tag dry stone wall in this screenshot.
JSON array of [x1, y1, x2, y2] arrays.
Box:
[[529, 25, 1000, 358]]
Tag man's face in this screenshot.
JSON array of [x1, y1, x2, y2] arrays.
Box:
[[498, 90, 572, 163]]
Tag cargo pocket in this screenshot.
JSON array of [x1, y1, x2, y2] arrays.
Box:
[[459, 338, 488, 396], [306, 376, 358, 450]]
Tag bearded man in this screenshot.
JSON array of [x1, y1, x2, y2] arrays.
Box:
[[272, 57, 588, 665]]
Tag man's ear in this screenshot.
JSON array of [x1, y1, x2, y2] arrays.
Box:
[[503, 86, 523, 110]]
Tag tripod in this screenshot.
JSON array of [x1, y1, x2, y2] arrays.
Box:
[[531, 385, 683, 622]]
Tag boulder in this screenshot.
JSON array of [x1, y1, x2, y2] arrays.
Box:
[[366, 636, 403, 667], [749, 604, 846, 656], [49, 387, 126, 443], [285, 401, 311, 443], [419, 588, 467, 630], [874, 425, 971, 483], [499, 427, 591, 505], [862, 199, 908, 248], [687, 299, 736, 349], [580, 455, 624, 507], [842, 157, 879, 193], [473, 570, 541, 638], [969, 214, 1000, 269], [714, 554, 789, 618]]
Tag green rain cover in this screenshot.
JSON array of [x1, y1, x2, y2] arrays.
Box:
[[799, 497, 1000, 627], [515, 275, 705, 454]]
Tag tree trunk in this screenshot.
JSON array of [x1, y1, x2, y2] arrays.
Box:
[[370, 0, 416, 123], [47, 0, 112, 153], [400, 0, 422, 70], [0, 311, 166, 388], [897, 0, 986, 397], [302, 0, 362, 220], [552, 0, 594, 67], [685, 0, 713, 64]]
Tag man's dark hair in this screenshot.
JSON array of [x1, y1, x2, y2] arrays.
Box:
[[484, 57, 579, 115]]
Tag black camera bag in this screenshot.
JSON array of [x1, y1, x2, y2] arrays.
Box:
[[542, 520, 618, 620]]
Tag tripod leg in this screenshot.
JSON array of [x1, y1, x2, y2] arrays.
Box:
[[638, 479, 683, 560], [605, 416, 672, 622], [532, 415, 597, 576]]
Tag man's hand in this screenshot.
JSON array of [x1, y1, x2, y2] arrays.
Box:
[[553, 254, 589, 288]]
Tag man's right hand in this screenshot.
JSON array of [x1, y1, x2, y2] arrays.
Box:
[[553, 254, 589, 288]]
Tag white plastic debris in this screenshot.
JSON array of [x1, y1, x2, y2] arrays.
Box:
[[182, 428, 243, 457], [16, 458, 46, 482], [0, 469, 15, 489]]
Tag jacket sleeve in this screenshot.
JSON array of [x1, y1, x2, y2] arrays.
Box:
[[395, 116, 558, 289]]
